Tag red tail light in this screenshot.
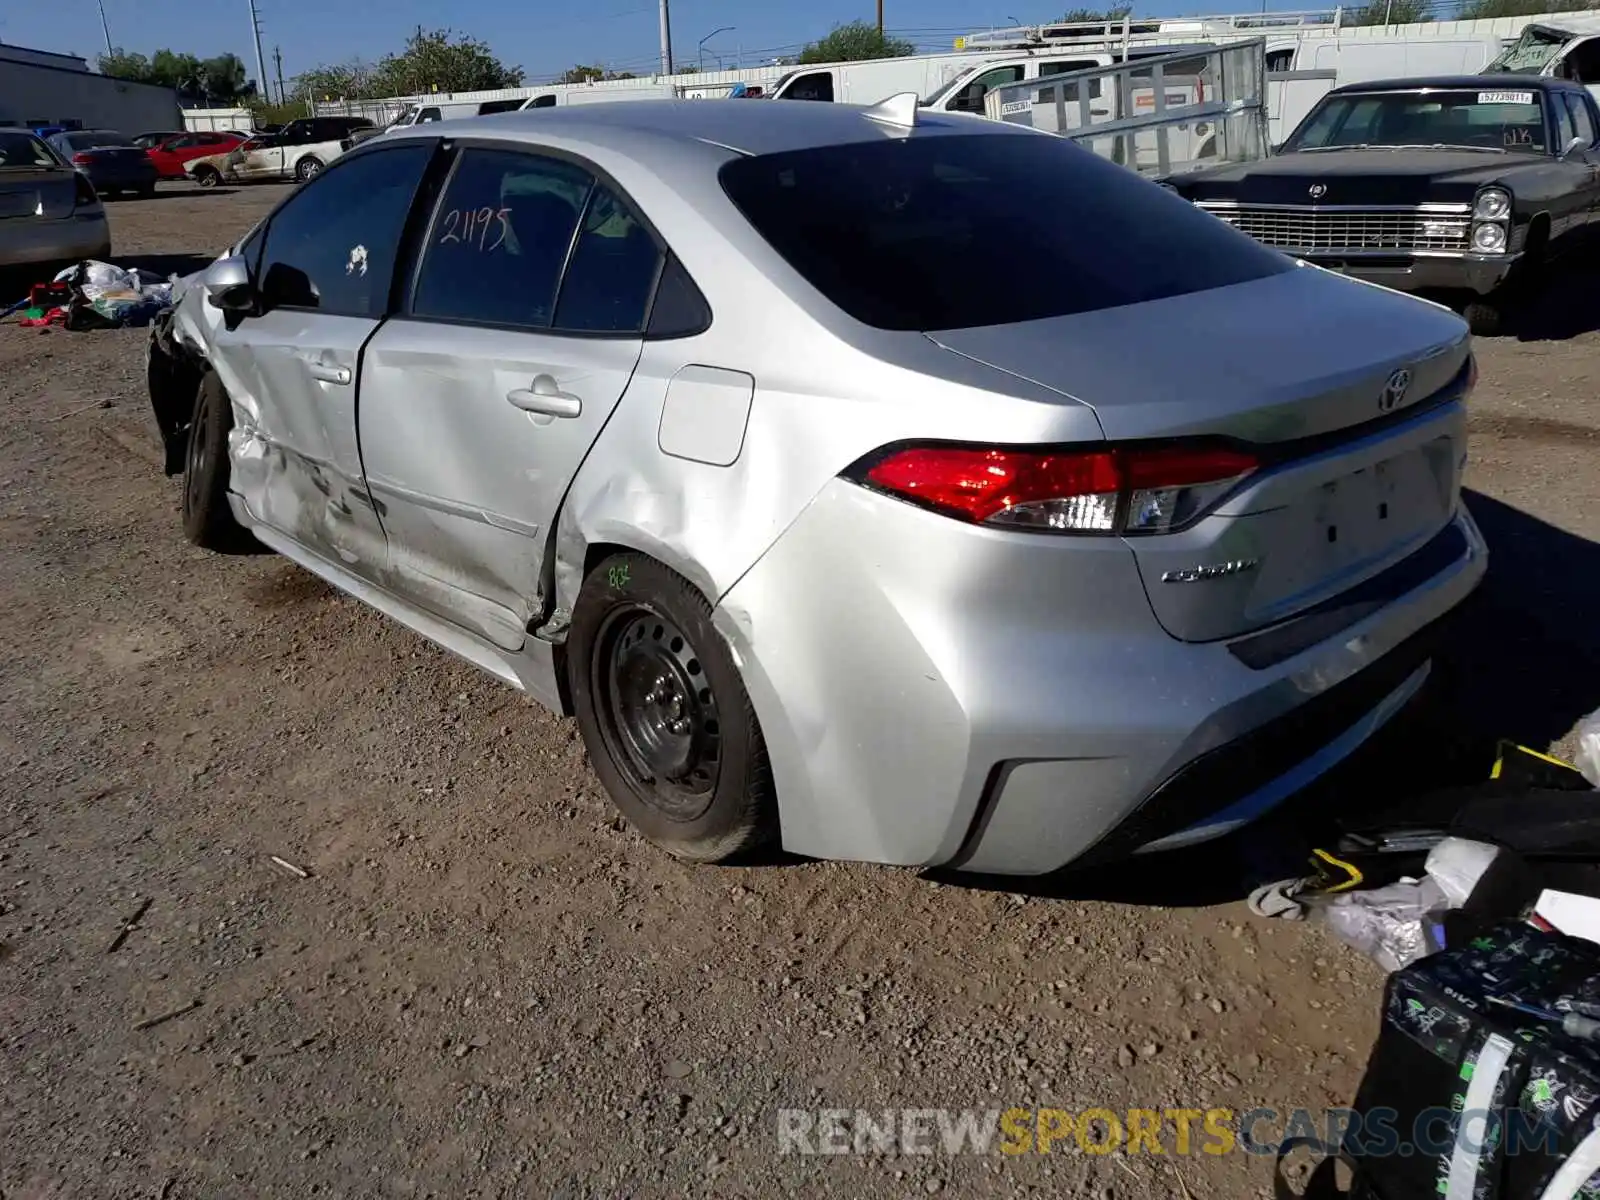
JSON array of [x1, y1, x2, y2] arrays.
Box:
[[72, 171, 99, 207], [72, 152, 94, 165], [853, 441, 1259, 535]]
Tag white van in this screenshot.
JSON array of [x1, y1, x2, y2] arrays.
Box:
[[380, 97, 528, 131], [516, 84, 680, 110]]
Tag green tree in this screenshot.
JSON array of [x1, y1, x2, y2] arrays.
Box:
[[199, 53, 255, 102], [95, 47, 257, 103], [559, 65, 640, 83], [370, 26, 523, 95], [294, 60, 380, 102], [96, 49, 152, 81], [1058, 6, 1133, 20], [1347, 0, 1434, 23], [798, 20, 916, 64], [1458, 0, 1595, 15]]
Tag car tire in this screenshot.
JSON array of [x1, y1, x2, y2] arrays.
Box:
[[569, 552, 777, 864], [138, 183, 156, 199], [1462, 299, 1503, 337], [296, 156, 323, 182], [193, 167, 221, 189], [181, 372, 254, 553]]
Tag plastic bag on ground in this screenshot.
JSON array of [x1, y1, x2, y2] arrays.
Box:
[[1577, 706, 1600, 787], [1318, 876, 1450, 973], [1423, 836, 1500, 908]]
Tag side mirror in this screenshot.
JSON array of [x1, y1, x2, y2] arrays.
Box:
[[1561, 134, 1586, 160], [203, 255, 254, 312]]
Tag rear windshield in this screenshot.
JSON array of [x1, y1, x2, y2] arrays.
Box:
[[718, 133, 1290, 331], [0, 132, 58, 168], [66, 131, 134, 150]]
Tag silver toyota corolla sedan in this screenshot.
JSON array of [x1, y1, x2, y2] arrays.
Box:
[[145, 98, 1486, 874]]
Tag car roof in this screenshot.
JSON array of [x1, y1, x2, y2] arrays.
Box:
[[381, 98, 1021, 158], [1330, 73, 1577, 95]]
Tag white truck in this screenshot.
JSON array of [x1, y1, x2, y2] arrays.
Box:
[[1481, 15, 1600, 101]]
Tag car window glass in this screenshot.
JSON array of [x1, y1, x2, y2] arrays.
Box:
[[948, 66, 1024, 113], [1566, 40, 1600, 83], [258, 143, 433, 317], [719, 132, 1290, 332], [1564, 93, 1596, 145], [552, 185, 662, 333], [1036, 60, 1103, 101], [418, 108, 443, 123], [785, 71, 834, 102], [165, 135, 197, 150], [412, 148, 592, 329], [645, 256, 712, 338], [0, 133, 57, 168], [1554, 95, 1578, 148]]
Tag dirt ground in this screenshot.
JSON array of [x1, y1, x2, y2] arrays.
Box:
[[1, 182, 1597, 1200]]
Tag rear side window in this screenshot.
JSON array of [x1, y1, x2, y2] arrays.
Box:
[[718, 133, 1290, 332], [553, 186, 663, 333], [412, 148, 593, 329]]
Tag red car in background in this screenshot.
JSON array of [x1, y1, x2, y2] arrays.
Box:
[[145, 131, 245, 180]]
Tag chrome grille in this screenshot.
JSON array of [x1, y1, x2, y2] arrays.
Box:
[[1196, 204, 1472, 254]]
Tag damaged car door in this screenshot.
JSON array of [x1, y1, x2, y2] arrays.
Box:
[[357, 145, 661, 651], [216, 140, 437, 575]]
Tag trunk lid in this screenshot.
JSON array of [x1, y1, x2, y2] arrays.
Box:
[[928, 266, 1472, 643], [0, 168, 78, 219]]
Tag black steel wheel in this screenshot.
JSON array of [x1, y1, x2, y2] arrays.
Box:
[[594, 605, 722, 816], [570, 553, 776, 863], [181, 373, 254, 553]]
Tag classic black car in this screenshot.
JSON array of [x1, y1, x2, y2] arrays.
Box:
[[1164, 75, 1600, 334]]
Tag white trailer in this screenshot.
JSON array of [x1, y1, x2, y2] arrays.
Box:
[[985, 40, 1274, 178]]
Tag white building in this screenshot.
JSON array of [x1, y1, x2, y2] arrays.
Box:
[[0, 42, 184, 135]]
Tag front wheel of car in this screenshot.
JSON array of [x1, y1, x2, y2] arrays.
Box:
[[1462, 299, 1503, 337], [569, 552, 777, 864], [296, 157, 323, 182], [193, 167, 221, 189], [182, 373, 254, 553]]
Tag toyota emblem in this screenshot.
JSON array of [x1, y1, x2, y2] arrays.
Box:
[[1379, 368, 1412, 413], [1308, 183, 1327, 199]]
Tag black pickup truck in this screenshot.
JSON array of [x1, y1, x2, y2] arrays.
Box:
[[1164, 75, 1600, 334]]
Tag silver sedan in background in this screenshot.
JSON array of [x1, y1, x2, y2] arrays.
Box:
[[146, 99, 1485, 875], [0, 130, 110, 271]]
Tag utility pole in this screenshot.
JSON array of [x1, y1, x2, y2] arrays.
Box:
[[658, 0, 674, 75], [877, 0, 885, 35], [247, 0, 270, 109], [95, 0, 114, 56], [274, 44, 285, 105]]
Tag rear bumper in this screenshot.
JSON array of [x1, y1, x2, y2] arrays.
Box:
[[715, 481, 1486, 876], [0, 214, 111, 268], [1301, 251, 1521, 297]]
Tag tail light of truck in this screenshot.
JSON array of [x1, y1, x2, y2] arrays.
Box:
[[847, 441, 1259, 536]]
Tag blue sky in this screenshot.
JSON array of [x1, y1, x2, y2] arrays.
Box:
[[6, 0, 1222, 87]]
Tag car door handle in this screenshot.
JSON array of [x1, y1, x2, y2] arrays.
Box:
[[306, 361, 351, 385], [506, 376, 581, 419]]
